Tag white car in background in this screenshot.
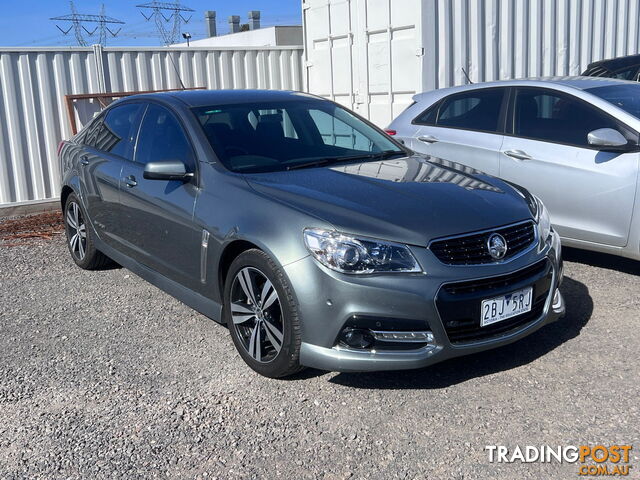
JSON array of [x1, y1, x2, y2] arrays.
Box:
[[387, 77, 640, 261]]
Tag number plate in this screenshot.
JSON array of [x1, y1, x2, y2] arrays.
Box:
[[481, 287, 533, 327]]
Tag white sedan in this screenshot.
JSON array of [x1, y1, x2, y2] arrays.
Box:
[[387, 77, 640, 261]]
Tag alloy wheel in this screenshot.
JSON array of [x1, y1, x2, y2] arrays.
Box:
[[66, 201, 87, 261], [230, 267, 284, 363]]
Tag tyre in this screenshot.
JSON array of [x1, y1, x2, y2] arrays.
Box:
[[224, 249, 304, 378], [63, 193, 111, 270]]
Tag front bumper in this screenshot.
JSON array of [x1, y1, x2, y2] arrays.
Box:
[[285, 229, 565, 372]]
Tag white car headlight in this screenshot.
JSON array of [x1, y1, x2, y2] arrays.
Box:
[[535, 196, 552, 241], [303, 228, 423, 274]]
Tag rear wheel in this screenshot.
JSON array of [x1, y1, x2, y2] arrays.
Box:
[[224, 249, 303, 378], [64, 193, 111, 270]]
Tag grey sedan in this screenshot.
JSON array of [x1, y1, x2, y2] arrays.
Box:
[[388, 77, 640, 261], [59, 90, 564, 377]]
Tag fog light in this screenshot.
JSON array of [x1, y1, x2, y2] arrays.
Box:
[[372, 331, 434, 343], [342, 328, 374, 349]]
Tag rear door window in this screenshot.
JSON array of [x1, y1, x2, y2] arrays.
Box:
[[94, 103, 143, 160], [434, 89, 506, 133]]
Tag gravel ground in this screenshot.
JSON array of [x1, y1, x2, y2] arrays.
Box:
[[0, 235, 639, 479]]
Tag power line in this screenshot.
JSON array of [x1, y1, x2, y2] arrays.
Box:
[[136, 1, 194, 46], [50, 1, 124, 46]]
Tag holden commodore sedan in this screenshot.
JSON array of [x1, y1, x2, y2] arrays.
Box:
[[59, 90, 564, 378], [387, 77, 640, 261]]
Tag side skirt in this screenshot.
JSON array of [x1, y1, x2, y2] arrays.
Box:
[[95, 237, 225, 325]]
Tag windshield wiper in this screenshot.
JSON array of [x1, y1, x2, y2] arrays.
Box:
[[286, 150, 405, 171]]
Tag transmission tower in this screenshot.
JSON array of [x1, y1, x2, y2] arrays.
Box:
[[51, 2, 124, 46], [136, 1, 194, 46]]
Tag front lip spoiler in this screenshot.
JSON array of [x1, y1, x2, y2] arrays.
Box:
[[299, 285, 566, 373]]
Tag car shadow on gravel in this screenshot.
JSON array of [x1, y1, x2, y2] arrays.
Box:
[[562, 247, 640, 275], [325, 276, 592, 390]]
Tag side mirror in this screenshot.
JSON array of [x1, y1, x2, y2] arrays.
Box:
[[587, 128, 630, 150], [143, 160, 193, 181]]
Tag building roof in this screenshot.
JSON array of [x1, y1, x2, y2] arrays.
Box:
[[171, 25, 303, 48]]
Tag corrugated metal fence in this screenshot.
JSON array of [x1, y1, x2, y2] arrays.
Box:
[[0, 46, 303, 206]]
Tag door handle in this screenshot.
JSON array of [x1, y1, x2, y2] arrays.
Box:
[[503, 149, 532, 160], [124, 175, 138, 188], [80, 155, 89, 166], [418, 135, 439, 144]]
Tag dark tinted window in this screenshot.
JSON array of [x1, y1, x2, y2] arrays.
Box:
[[513, 88, 620, 146], [136, 104, 196, 170], [435, 89, 505, 132], [193, 101, 402, 173], [612, 65, 640, 80], [588, 83, 640, 119], [94, 104, 142, 159]]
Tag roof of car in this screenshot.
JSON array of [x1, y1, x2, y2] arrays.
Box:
[[531, 76, 639, 90], [128, 89, 324, 107], [413, 76, 638, 101], [586, 54, 640, 70]]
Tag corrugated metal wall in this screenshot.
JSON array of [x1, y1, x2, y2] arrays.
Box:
[[422, 0, 640, 89], [0, 46, 304, 206], [303, 0, 640, 127]]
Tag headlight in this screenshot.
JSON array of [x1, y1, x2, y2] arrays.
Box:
[[535, 196, 552, 241], [303, 228, 423, 274]]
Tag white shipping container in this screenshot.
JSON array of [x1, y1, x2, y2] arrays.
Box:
[[303, 0, 640, 127]]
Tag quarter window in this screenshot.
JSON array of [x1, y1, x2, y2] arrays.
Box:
[[135, 104, 196, 170], [513, 88, 621, 147]]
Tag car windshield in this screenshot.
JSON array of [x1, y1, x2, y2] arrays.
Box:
[[587, 84, 640, 118], [192, 99, 404, 173]]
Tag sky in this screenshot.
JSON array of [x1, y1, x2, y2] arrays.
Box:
[[0, 0, 302, 47]]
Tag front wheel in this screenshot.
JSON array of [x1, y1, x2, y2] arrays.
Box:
[[63, 193, 111, 270], [224, 249, 304, 378]]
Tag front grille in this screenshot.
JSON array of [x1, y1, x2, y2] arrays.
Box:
[[443, 259, 547, 295], [436, 259, 552, 344], [430, 221, 536, 265]]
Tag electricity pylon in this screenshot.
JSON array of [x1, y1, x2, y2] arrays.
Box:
[[50, 1, 124, 46], [136, 1, 194, 46]]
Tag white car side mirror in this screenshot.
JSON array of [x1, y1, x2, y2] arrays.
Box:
[[587, 128, 628, 148]]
